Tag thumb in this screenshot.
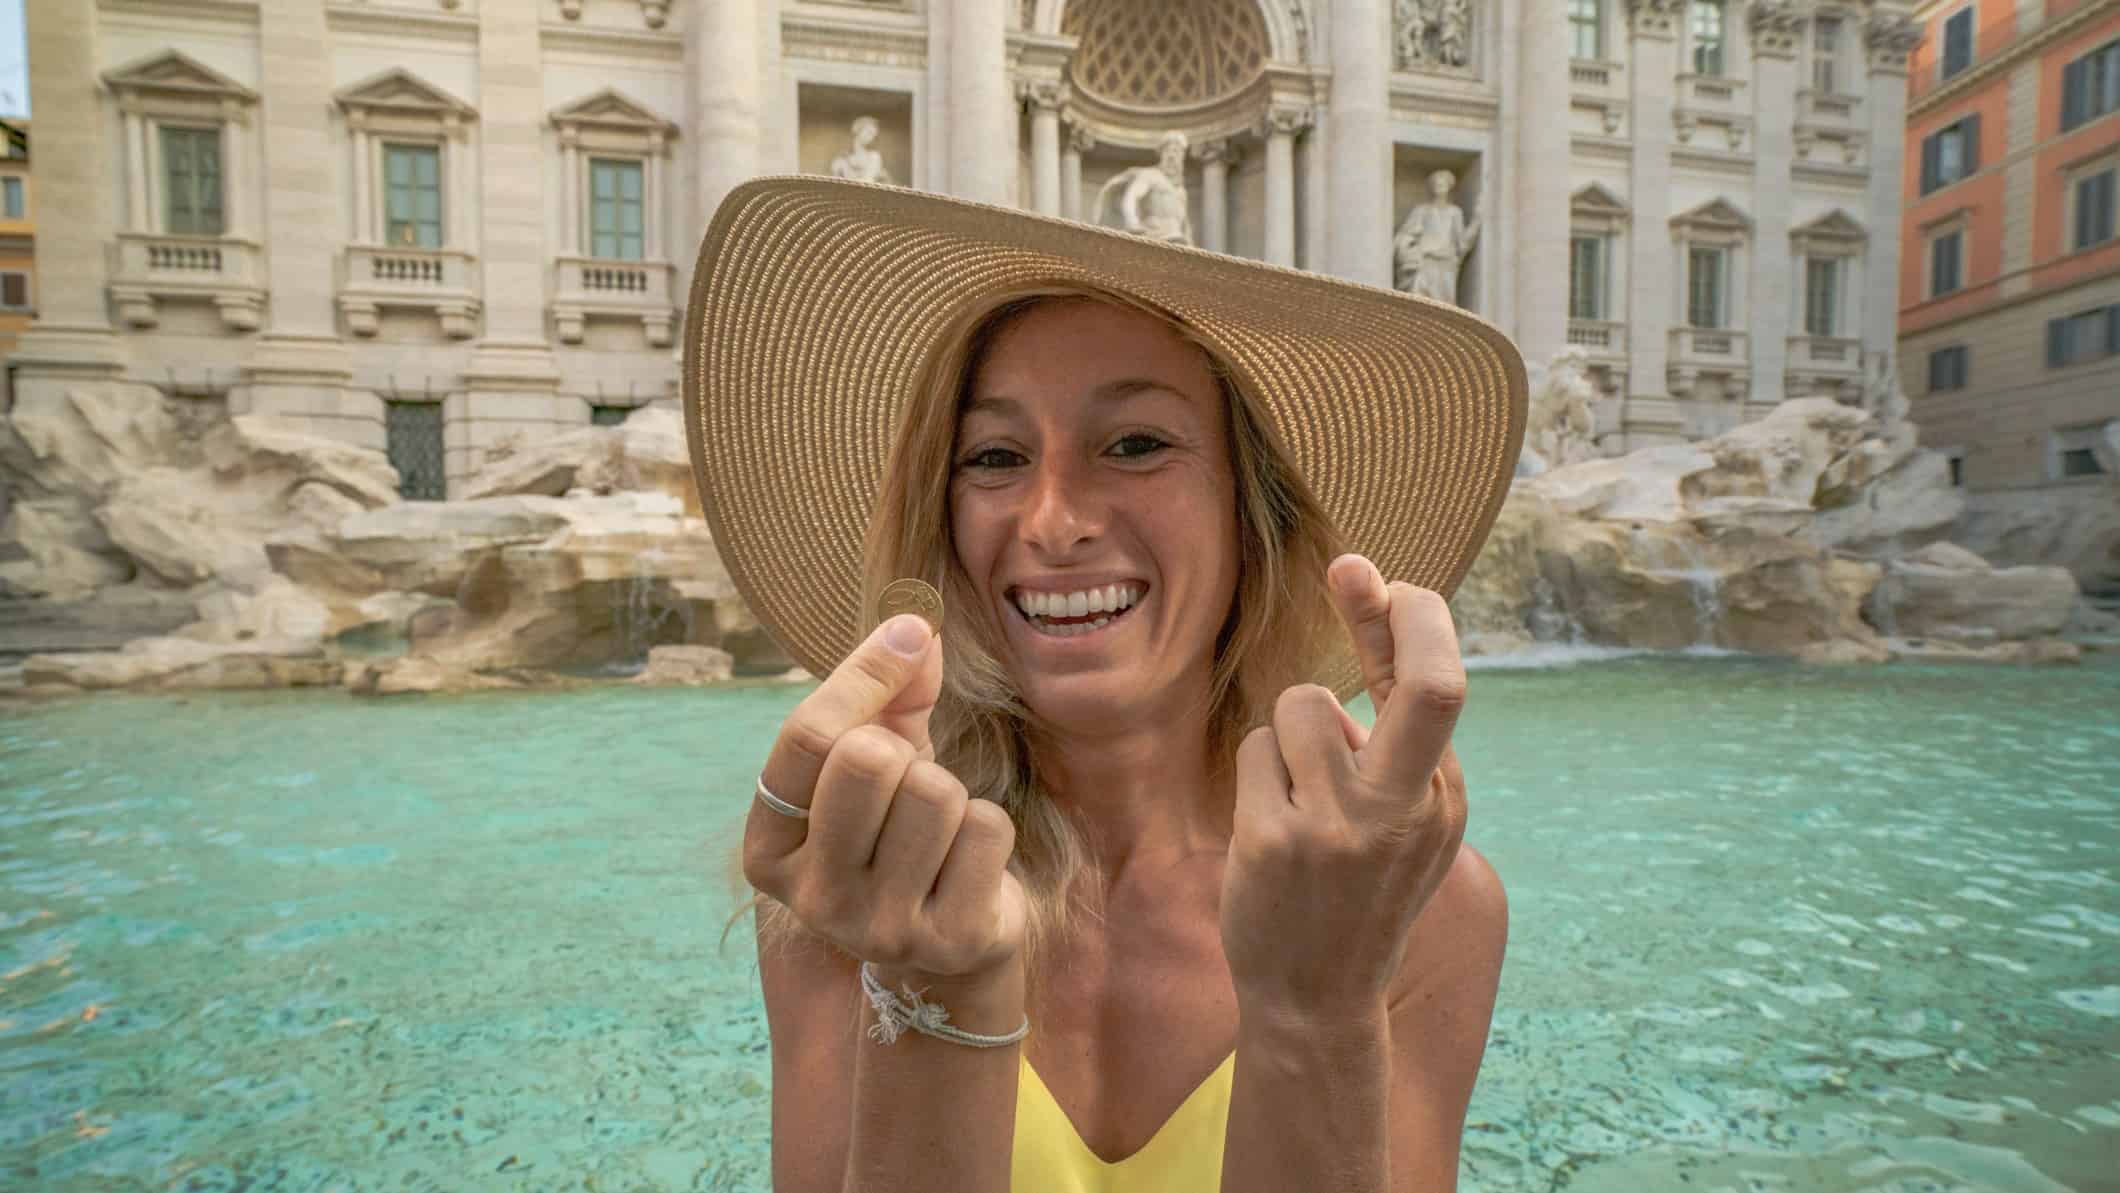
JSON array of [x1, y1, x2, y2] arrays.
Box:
[[1326, 553, 1397, 714], [869, 614, 943, 759]]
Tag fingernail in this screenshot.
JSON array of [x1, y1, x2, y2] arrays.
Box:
[[883, 613, 930, 657], [1329, 554, 1365, 594]]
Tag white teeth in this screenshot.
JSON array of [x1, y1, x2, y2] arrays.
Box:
[[1014, 584, 1145, 630], [1091, 616, 1110, 628], [1066, 591, 1089, 618]]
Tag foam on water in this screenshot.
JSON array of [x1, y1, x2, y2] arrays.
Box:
[[3, 657, 2117, 1191]]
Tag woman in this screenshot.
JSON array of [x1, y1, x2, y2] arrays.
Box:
[[685, 178, 1526, 1192]]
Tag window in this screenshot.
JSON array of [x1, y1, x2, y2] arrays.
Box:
[[2060, 38, 2119, 132], [1571, 0, 1603, 60], [1919, 116, 1980, 194], [1947, 452, 1965, 487], [1688, 246, 1726, 328], [590, 405, 632, 427], [1, 177, 21, 219], [0, 270, 27, 309], [2046, 304, 2120, 367], [383, 143, 443, 249], [1929, 229, 1963, 296], [1570, 235, 1606, 320], [385, 401, 447, 501], [1940, 7, 1973, 79], [1813, 17, 1841, 94], [160, 125, 223, 236], [1928, 344, 1969, 390], [2073, 168, 2115, 250], [2051, 425, 2110, 480], [1804, 257, 1840, 336], [1690, 0, 1725, 75], [589, 158, 645, 262]]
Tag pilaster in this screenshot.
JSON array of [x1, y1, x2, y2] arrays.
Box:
[[1625, 0, 1681, 437], [948, 0, 1013, 204], [1863, 12, 1922, 369], [1747, 0, 1802, 409], [1327, 0, 1392, 286], [1514, 0, 1572, 368]]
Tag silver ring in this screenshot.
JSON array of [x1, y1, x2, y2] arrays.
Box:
[[754, 775, 810, 820]]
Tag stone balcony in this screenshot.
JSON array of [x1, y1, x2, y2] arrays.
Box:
[[1785, 334, 1865, 400], [551, 257, 677, 348], [109, 233, 267, 332], [1674, 74, 1751, 152], [337, 245, 480, 339], [1667, 326, 1751, 398], [1794, 88, 1863, 125], [1566, 318, 1629, 360]]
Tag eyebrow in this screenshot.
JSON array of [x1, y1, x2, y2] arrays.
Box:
[[963, 377, 1191, 417]]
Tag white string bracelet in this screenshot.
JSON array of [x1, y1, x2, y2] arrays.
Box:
[[859, 962, 1031, 1048]]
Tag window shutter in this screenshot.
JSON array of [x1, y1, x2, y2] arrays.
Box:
[[2108, 305, 2120, 359], [1, 273, 23, 308], [2047, 318, 2066, 368], [1963, 115, 1980, 173], [2063, 59, 2086, 131], [1921, 134, 1940, 194]]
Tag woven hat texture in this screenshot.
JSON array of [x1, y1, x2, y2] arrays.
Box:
[[683, 176, 1527, 695]]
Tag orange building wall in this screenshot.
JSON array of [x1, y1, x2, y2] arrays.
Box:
[[1900, 78, 2013, 331], [0, 160, 31, 368], [1907, 0, 2023, 104], [2031, 20, 2120, 271]]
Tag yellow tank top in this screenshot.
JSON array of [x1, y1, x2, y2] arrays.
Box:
[[1011, 1053, 1235, 1192]]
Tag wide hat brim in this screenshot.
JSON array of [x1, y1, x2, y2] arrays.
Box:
[[683, 176, 1527, 700]]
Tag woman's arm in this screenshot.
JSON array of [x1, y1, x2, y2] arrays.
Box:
[[760, 931, 1026, 1193], [1218, 845, 1508, 1193]]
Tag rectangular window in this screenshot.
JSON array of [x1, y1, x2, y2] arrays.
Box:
[[2060, 38, 2120, 132], [0, 271, 27, 309], [1947, 453, 1965, 487], [2073, 168, 2115, 250], [2046, 304, 2120, 367], [1687, 246, 1725, 328], [1804, 257, 1839, 336], [1691, 0, 1725, 75], [1813, 18, 1841, 94], [2052, 425, 2110, 479], [385, 401, 447, 501], [1571, 0, 1603, 60], [1930, 230, 1963, 296], [1, 177, 21, 219], [1569, 235, 1605, 320], [1928, 344, 1969, 390], [1919, 116, 1980, 195], [383, 143, 444, 249], [1941, 7, 1973, 79], [590, 404, 632, 428], [160, 125, 223, 237], [588, 157, 645, 262]]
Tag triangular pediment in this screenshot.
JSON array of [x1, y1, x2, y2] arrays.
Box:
[[1791, 208, 1867, 242], [103, 50, 256, 101], [335, 68, 476, 118], [1571, 182, 1630, 217], [1671, 197, 1752, 233], [551, 88, 676, 134]]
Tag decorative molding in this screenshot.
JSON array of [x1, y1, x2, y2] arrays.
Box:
[[1863, 12, 1924, 75], [335, 68, 478, 124], [1746, 0, 1803, 59], [781, 9, 928, 66], [540, 22, 685, 63], [550, 87, 678, 138], [1570, 182, 1632, 232], [1573, 94, 1628, 135], [1259, 103, 1315, 138], [1019, 78, 1068, 112], [102, 49, 257, 104], [1626, 0, 1683, 40], [1904, 0, 2108, 113], [1671, 196, 1753, 240], [1790, 208, 1868, 249], [325, 2, 479, 41], [1392, 0, 1474, 76], [1388, 74, 1502, 124]]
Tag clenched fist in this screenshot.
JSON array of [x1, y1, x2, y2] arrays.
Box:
[[744, 614, 1028, 983], [1220, 553, 1470, 1016]]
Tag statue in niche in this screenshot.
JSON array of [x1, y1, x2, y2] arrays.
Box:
[[1394, 0, 1473, 70], [1094, 131, 1193, 245], [829, 116, 892, 185], [1393, 169, 1480, 306]]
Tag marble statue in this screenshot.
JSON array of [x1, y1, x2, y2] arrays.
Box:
[[1095, 131, 1193, 245], [1393, 169, 1480, 306], [1394, 0, 1473, 69], [1518, 347, 1601, 476], [829, 116, 892, 185]]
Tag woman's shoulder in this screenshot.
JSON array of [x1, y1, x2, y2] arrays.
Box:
[[1388, 843, 1508, 1011]]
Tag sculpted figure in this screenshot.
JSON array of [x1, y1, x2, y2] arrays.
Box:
[[1095, 132, 1193, 245], [830, 116, 892, 185], [1393, 169, 1481, 306]]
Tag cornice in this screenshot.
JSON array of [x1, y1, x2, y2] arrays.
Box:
[[325, 2, 477, 42], [1388, 74, 1501, 124], [783, 8, 928, 65], [540, 21, 684, 62], [1908, 0, 2112, 119], [100, 0, 256, 25]]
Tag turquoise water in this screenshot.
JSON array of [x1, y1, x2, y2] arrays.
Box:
[[3, 656, 2117, 1191]]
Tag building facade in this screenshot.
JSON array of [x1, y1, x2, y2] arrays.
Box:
[[18, 0, 1917, 498], [0, 119, 32, 378], [1896, 0, 2118, 529]]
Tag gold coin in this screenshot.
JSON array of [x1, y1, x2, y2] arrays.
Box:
[[878, 578, 945, 634]]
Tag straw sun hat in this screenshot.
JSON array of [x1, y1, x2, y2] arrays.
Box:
[[682, 176, 1527, 698]]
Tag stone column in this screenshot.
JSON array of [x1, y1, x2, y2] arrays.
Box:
[[1300, 109, 1328, 271], [692, 0, 761, 236], [11, 0, 123, 386], [219, 113, 246, 239], [122, 105, 148, 233], [1513, 0, 1571, 367], [948, 0, 1013, 203], [1623, 0, 1681, 444], [1862, 15, 1922, 370], [460, 0, 564, 490], [1026, 81, 1064, 216], [560, 128, 581, 256], [1745, 2, 1801, 414], [350, 117, 372, 242], [646, 133, 666, 261], [1062, 123, 1091, 221], [1198, 139, 1233, 254], [241, 0, 357, 442], [1264, 108, 1309, 267], [1327, 0, 1392, 285]]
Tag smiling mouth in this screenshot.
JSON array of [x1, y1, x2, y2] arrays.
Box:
[[1009, 583, 1147, 640]]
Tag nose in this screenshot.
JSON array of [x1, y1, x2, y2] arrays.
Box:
[[1019, 452, 1104, 557]]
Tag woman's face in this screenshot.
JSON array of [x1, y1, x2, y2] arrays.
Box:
[[951, 300, 1241, 734]]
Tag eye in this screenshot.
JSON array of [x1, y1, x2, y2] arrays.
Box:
[[1110, 433, 1170, 459], [959, 446, 1025, 471]]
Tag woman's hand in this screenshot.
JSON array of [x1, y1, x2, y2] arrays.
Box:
[[744, 615, 1028, 986], [1220, 553, 1470, 1020]]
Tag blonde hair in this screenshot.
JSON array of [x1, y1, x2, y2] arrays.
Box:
[[737, 280, 1346, 982]]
